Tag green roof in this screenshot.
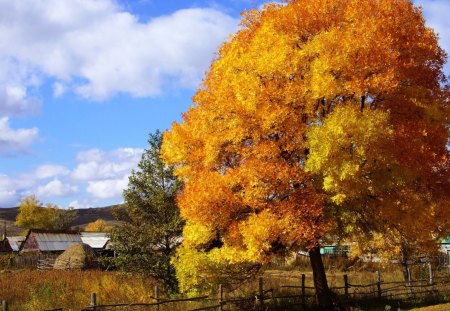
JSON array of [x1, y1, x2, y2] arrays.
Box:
[[441, 237, 450, 244]]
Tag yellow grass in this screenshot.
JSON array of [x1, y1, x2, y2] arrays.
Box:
[[0, 269, 158, 311], [1, 261, 448, 311], [410, 303, 450, 310]]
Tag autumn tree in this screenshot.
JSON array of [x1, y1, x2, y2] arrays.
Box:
[[110, 131, 183, 293], [85, 219, 112, 232], [162, 0, 449, 308], [15, 195, 77, 232], [306, 106, 449, 284], [15, 195, 51, 231]]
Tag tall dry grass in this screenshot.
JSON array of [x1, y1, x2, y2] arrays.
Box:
[[0, 270, 158, 311], [1, 257, 448, 311]]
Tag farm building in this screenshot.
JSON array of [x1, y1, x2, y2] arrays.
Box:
[[80, 232, 111, 253], [7, 236, 25, 252], [0, 227, 12, 253], [19, 229, 82, 254], [440, 237, 450, 264], [441, 237, 450, 253], [0, 237, 12, 253]]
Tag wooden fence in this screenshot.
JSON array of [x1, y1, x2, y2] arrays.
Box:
[[10, 255, 100, 270], [11, 254, 58, 269], [2, 270, 450, 311]]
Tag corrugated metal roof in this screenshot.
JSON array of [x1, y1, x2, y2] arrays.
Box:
[[34, 232, 82, 251], [7, 236, 24, 252], [80, 232, 110, 249]]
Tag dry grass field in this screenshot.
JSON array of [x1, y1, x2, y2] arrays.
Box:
[[1, 258, 449, 311], [0, 269, 158, 311], [411, 303, 450, 310]]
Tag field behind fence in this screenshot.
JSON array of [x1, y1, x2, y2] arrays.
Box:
[[4, 268, 445, 311]]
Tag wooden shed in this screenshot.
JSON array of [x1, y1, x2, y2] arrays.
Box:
[[0, 237, 12, 253], [20, 229, 82, 254]]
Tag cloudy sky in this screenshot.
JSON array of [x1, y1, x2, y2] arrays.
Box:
[[0, 0, 448, 209]]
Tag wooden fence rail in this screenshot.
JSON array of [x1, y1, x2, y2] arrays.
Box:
[[11, 254, 59, 269], [2, 270, 450, 310], [75, 273, 450, 311]]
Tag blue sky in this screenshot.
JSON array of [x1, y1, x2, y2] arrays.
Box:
[[0, 0, 448, 209]]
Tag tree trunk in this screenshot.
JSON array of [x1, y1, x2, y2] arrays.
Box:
[[401, 261, 410, 285], [401, 260, 413, 296], [401, 248, 412, 294], [309, 244, 334, 310]]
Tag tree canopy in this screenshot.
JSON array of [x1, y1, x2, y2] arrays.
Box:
[[110, 131, 183, 293], [162, 0, 449, 306], [15, 195, 77, 232]]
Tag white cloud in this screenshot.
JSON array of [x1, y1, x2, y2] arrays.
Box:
[[0, 189, 18, 207], [32, 164, 70, 180], [0, 146, 142, 206], [0, 0, 239, 101], [72, 147, 142, 200], [87, 176, 129, 199], [0, 173, 20, 207], [0, 60, 42, 118], [52, 82, 65, 97], [0, 172, 35, 207], [0, 117, 38, 155], [0, 84, 34, 117], [75, 148, 104, 162], [74, 146, 146, 200], [72, 148, 143, 181], [35, 179, 78, 198], [67, 199, 94, 209]]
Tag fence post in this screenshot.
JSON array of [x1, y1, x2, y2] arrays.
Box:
[[154, 285, 159, 311], [376, 270, 382, 299], [255, 276, 264, 309], [218, 284, 223, 311], [301, 274, 306, 309], [407, 267, 412, 286], [406, 267, 414, 296], [90, 292, 97, 310], [2, 300, 8, 311], [428, 262, 433, 286], [343, 274, 349, 299]]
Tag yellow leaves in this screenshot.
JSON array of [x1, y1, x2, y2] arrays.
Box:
[[331, 194, 347, 205], [239, 210, 280, 262], [161, 0, 449, 293], [308, 58, 340, 99], [306, 105, 394, 203], [182, 222, 215, 247], [171, 245, 210, 295], [85, 219, 111, 232]]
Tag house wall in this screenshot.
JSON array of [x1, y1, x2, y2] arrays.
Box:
[[441, 243, 450, 254], [20, 233, 40, 253], [0, 239, 12, 253]]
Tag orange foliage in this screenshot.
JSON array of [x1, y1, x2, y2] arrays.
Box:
[[162, 0, 449, 293]]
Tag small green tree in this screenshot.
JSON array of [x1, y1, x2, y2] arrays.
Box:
[[110, 130, 183, 292]]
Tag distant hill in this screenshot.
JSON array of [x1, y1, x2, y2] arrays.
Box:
[[0, 205, 119, 236], [71, 206, 117, 226]]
